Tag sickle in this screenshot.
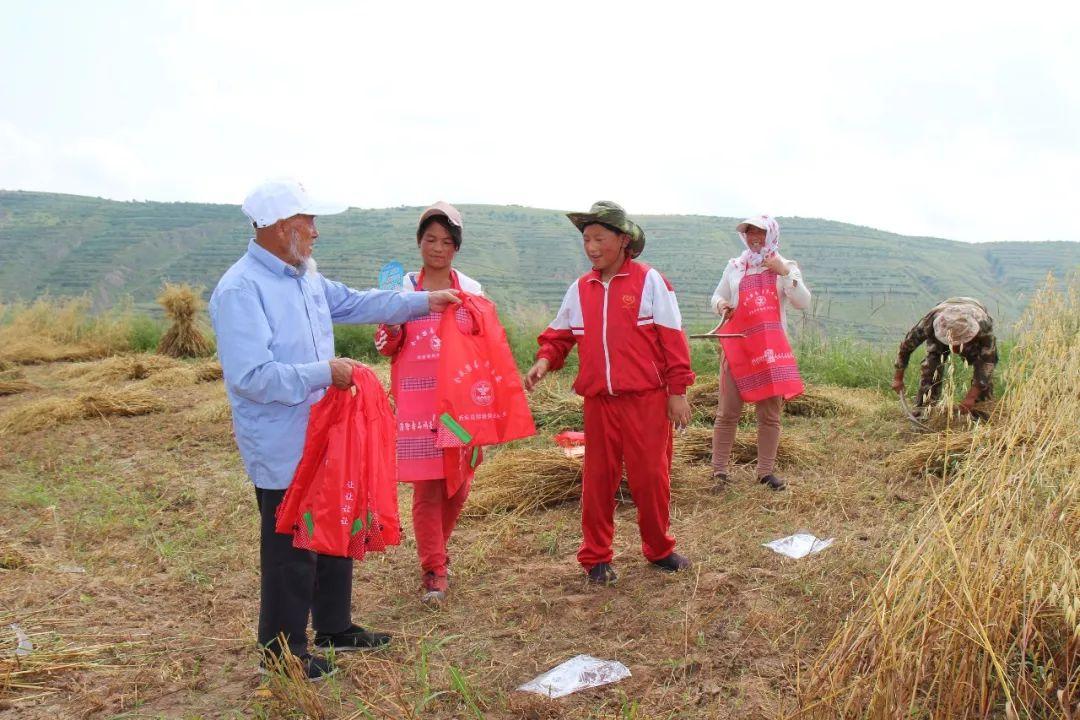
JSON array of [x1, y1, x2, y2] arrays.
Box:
[[898, 392, 933, 432], [690, 333, 746, 339]]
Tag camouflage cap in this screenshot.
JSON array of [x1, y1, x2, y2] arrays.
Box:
[[566, 201, 646, 258]]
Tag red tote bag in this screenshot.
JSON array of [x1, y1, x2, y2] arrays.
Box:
[[435, 293, 536, 452], [275, 366, 401, 560]]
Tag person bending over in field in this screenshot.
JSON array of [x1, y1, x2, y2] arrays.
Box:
[[891, 297, 997, 415]]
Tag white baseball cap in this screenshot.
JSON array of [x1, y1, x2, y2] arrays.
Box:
[[241, 178, 347, 228]]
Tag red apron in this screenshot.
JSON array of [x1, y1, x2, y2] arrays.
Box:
[[719, 271, 804, 403], [390, 270, 481, 493]]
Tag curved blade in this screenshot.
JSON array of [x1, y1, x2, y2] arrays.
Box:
[[898, 392, 933, 432]]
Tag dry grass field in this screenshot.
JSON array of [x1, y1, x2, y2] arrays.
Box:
[[1, 281, 1075, 719]]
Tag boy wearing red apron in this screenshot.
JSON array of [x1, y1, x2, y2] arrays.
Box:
[[709, 215, 812, 491], [524, 201, 695, 586], [375, 202, 481, 606]]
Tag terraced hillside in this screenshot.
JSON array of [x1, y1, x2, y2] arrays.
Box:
[[2, 191, 1077, 338]]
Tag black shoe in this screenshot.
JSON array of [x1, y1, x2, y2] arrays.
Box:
[[586, 562, 618, 585], [314, 624, 391, 652], [258, 653, 338, 682], [650, 552, 692, 573], [710, 472, 729, 493], [759, 474, 786, 491]]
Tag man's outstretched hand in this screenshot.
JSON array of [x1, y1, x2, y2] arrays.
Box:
[[428, 289, 462, 313]]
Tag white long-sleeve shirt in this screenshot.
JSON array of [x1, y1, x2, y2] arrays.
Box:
[[709, 256, 811, 333]]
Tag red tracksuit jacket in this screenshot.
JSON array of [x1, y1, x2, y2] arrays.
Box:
[[536, 258, 695, 397]]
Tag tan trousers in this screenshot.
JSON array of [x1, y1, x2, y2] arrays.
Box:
[[711, 361, 783, 477]]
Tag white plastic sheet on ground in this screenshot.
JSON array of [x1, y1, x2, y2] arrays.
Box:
[[10, 623, 33, 656], [517, 654, 631, 698], [763, 533, 834, 559]]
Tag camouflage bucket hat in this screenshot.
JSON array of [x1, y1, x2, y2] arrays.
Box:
[[566, 201, 646, 258]]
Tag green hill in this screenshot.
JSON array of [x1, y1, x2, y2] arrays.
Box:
[[1, 190, 1076, 339]]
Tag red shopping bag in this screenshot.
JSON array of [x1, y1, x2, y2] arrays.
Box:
[[435, 293, 536, 451], [275, 366, 401, 559]]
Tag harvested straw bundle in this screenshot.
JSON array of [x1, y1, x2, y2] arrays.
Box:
[[0, 369, 35, 396], [78, 386, 165, 418], [687, 377, 720, 425], [193, 359, 223, 383], [0, 296, 130, 365], [0, 386, 165, 435], [672, 425, 821, 468], [0, 397, 82, 434], [139, 366, 200, 388], [783, 387, 846, 417], [156, 284, 213, 358], [689, 378, 851, 425], [0, 377, 35, 396], [795, 278, 1080, 719], [463, 448, 583, 517], [58, 354, 183, 384], [187, 397, 232, 424], [0, 335, 106, 365], [528, 376, 583, 429], [885, 428, 980, 477]]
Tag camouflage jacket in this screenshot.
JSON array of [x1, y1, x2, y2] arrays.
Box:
[[895, 304, 998, 389]]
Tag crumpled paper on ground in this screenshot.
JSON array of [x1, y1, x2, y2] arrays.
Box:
[[517, 654, 631, 698], [763, 533, 834, 559]]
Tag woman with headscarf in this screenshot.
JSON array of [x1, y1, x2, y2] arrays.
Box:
[[374, 202, 482, 607], [708, 215, 811, 491]]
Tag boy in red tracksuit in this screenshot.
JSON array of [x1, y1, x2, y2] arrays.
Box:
[[524, 201, 695, 585]]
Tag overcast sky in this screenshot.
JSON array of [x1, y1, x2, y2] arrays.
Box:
[[2, 1, 1078, 243]]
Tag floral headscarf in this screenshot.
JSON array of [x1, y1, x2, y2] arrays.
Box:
[[734, 215, 780, 272]]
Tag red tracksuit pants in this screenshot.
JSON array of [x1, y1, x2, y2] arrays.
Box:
[[578, 388, 677, 568], [411, 476, 471, 577]]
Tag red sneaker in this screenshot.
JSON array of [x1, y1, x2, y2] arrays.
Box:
[[421, 571, 448, 607]]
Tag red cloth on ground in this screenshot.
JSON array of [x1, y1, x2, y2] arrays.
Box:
[[274, 366, 401, 560], [719, 271, 805, 403], [577, 388, 676, 568], [411, 474, 472, 576]]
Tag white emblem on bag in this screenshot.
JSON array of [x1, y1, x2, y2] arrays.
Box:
[[471, 380, 494, 406], [764, 349, 776, 364]]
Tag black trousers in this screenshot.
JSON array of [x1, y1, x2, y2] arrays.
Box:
[[255, 488, 353, 657]]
